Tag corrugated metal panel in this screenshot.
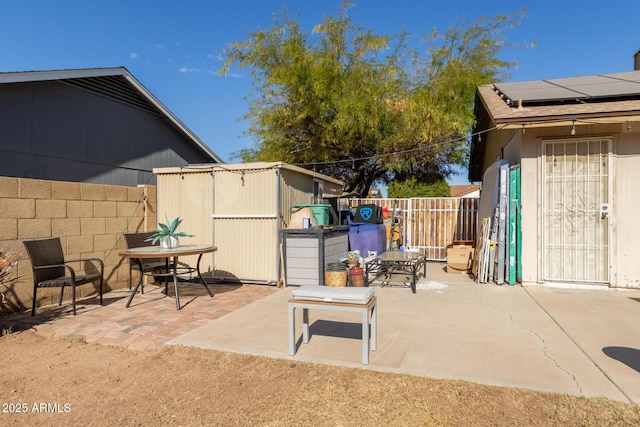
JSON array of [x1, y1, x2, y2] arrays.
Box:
[[321, 179, 343, 198], [279, 166, 343, 227], [214, 168, 276, 215], [280, 168, 314, 228], [155, 163, 344, 284], [212, 167, 280, 283], [213, 218, 279, 283], [157, 171, 215, 273]]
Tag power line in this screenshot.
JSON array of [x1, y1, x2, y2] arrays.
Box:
[[291, 126, 498, 168]]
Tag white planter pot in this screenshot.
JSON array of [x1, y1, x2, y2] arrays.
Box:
[[161, 236, 179, 249]]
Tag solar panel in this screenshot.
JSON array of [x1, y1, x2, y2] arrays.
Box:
[[493, 81, 584, 103], [607, 70, 640, 82], [493, 70, 640, 104]]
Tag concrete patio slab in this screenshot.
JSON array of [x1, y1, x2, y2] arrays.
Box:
[[169, 269, 640, 404]]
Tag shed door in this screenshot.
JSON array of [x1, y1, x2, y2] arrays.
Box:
[[543, 138, 611, 283]]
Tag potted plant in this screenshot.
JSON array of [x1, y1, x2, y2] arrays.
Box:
[[145, 216, 193, 249], [346, 251, 360, 268]]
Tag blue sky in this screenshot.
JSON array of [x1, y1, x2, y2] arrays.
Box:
[[1, 1, 638, 185]]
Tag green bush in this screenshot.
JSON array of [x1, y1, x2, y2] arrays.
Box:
[[387, 177, 451, 198]]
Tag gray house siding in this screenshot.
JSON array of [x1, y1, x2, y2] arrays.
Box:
[[0, 72, 218, 186]]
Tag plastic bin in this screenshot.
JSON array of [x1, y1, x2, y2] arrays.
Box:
[[294, 204, 331, 226]]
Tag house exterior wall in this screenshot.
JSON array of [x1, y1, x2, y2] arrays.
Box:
[[0, 176, 156, 314], [611, 123, 640, 287], [461, 190, 481, 198], [520, 133, 541, 284], [512, 123, 640, 288], [0, 80, 214, 186]]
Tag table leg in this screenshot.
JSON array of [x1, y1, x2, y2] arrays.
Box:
[[164, 258, 169, 295], [288, 304, 296, 356], [173, 256, 181, 310], [196, 253, 213, 297], [364, 262, 370, 287], [411, 263, 417, 293], [362, 307, 369, 365], [126, 258, 144, 308], [302, 308, 310, 344], [371, 300, 377, 351], [172, 254, 214, 310]]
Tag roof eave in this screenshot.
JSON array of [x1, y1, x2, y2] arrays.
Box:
[[495, 111, 640, 129], [0, 67, 128, 83], [154, 162, 344, 187]]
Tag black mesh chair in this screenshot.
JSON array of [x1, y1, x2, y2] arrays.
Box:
[[23, 237, 104, 316], [123, 232, 168, 292]]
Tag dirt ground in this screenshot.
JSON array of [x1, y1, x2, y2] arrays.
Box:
[[0, 330, 638, 426]]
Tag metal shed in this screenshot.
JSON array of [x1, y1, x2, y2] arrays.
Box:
[[153, 162, 344, 285]]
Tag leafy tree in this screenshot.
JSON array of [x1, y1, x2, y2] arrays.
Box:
[[219, 1, 522, 196], [387, 176, 451, 198]]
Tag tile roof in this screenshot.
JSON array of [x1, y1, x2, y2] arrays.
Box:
[[449, 185, 481, 197]]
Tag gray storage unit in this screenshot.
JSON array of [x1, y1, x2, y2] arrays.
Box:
[[282, 226, 350, 286]]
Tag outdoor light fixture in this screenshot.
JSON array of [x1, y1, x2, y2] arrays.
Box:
[[521, 125, 526, 135], [571, 121, 576, 135], [628, 121, 632, 132]]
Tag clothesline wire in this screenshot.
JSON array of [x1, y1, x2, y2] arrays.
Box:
[[291, 126, 498, 168]]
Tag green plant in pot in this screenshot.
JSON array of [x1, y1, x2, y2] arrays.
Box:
[[145, 216, 193, 249]]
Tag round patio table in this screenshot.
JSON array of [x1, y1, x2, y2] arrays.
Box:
[[119, 244, 217, 310]]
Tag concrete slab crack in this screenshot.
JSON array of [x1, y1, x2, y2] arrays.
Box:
[[523, 287, 633, 403], [507, 312, 583, 395]]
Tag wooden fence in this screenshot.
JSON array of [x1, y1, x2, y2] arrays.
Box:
[[348, 198, 479, 261]]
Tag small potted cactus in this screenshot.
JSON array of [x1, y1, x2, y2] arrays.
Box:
[[145, 216, 193, 249]]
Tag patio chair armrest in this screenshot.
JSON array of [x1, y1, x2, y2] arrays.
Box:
[[64, 257, 104, 274], [33, 263, 79, 282], [32, 263, 68, 271]]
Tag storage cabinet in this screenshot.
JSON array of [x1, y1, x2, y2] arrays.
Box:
[[282, 226, 350, 286]]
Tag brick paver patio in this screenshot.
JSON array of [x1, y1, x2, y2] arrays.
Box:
[[0, 282, 279, 351]]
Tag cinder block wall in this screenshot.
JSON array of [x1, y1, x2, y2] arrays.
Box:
[[0, 177, 157, 314]]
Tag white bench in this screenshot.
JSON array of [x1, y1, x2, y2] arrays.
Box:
[[288, 286, 377, 365]]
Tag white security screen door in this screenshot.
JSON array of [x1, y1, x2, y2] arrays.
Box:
[[543, 138, 611, 283]]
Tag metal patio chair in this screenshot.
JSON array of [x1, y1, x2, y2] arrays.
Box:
[[23, 237, 104, 316], [123, 232, 169, 292]]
